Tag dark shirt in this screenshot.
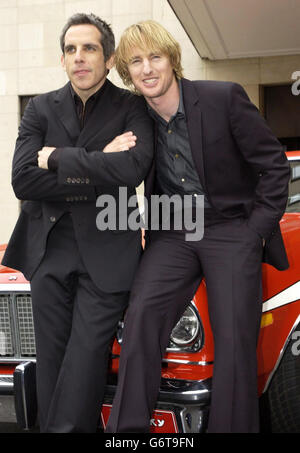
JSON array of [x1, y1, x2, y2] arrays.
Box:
[[70, 80, 108, 130], [48, 80, 108, 171], [147, 80, 210, 208]]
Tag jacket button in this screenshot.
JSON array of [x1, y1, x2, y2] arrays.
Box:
[[50, 216, 56, 222]]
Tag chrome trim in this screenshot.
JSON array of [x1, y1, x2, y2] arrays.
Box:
[[111, 354, 213, 366], [0, 375, 14, 386], [162, 358, 213, 366], [0, 374, 14, 395], [179, 406, 208, 433], [263, 314, 300, 393], [10, 294, 19, 357], [0, 284, 31, 291], [0, 358, 36, 363], [287, 156, 300, 162], [104, 376, 212, 407], [15, 362, 30, 429], [154, 377, 212, 406]]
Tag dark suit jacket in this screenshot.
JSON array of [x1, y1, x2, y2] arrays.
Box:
[[3, 80, 154, 292], [145, 78, 290, 270]]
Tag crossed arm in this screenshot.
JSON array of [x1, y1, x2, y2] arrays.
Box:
[[37, 131, 137, 169], [12, 96, 153, 202]]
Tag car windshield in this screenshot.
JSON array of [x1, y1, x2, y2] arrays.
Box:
[[286, 160, 300, 213]]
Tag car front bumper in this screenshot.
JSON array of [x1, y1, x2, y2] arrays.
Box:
[[102, 374, 212, 433], [0, 361, 212, 433]]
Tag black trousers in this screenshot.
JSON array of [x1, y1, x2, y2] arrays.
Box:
[[106, 217, 263, 433], [30, 214, 129, 433]]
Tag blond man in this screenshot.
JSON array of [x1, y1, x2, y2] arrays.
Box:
[[106, 21, 290, 433]]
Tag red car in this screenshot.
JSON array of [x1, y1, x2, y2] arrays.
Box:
[[0, 151, 300, 433]]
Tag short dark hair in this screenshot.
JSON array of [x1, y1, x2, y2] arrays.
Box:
[[60, 13, 115, 61]]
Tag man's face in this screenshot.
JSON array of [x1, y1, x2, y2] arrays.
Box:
[[61, 24, 114, 102], [127, 47, 176, 102]]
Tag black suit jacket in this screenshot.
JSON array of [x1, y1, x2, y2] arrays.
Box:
[[145, 78, 290, 270], [3, 80, 154, 292]]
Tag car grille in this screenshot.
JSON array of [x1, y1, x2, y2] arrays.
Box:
[[0, 293, 36, 358]]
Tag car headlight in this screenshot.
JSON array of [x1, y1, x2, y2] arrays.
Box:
[[116, 303, 203, 353], [168, 304, 202, 351]]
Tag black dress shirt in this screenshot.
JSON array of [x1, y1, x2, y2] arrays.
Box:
[[148, 80, 210, 208]]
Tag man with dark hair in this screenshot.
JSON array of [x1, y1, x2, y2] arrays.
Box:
[[105, 20, 290, 433], [59, 13, 115, 61], [2, 13, 153, 433]]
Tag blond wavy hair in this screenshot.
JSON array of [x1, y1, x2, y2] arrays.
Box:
[[115, 20, 183, 91]]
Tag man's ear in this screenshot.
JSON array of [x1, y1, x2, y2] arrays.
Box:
[[61, 54, 66, 70], [106, 53, 115, 71]]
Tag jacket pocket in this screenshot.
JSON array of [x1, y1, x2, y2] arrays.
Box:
[[21, 200, 42, 218]]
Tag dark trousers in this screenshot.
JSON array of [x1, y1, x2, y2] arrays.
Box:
[[30, 214, 129, 433], [106, 217, 263, 433]]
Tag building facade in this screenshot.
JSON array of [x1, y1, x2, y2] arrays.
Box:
[[0, 0, 299, 242]]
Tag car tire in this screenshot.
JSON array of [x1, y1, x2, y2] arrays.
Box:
[[266, 324, 300, 433]]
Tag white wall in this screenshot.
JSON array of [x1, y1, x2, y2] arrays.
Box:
[[0, 0, 299, 242]]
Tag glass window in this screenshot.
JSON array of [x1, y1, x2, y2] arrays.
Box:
[[286, 161, 300, 212]]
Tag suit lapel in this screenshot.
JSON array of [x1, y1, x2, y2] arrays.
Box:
[[52, 80, 122, 148], [144, 123, 157, 200], [52, 82, 81, 145], [181, 78, 206, 190]]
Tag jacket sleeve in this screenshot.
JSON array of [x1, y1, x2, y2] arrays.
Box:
[[56, 95, 154, 188], [11, 98, 96, 202], [229, 83, 290, 239]]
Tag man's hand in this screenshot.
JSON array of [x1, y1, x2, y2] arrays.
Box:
[[38, 147, 56, 169], [103, 131, 137, 153]]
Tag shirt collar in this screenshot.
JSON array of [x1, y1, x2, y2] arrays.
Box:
[[69, 79, 108, 105], [177, 79, 185, 115]]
